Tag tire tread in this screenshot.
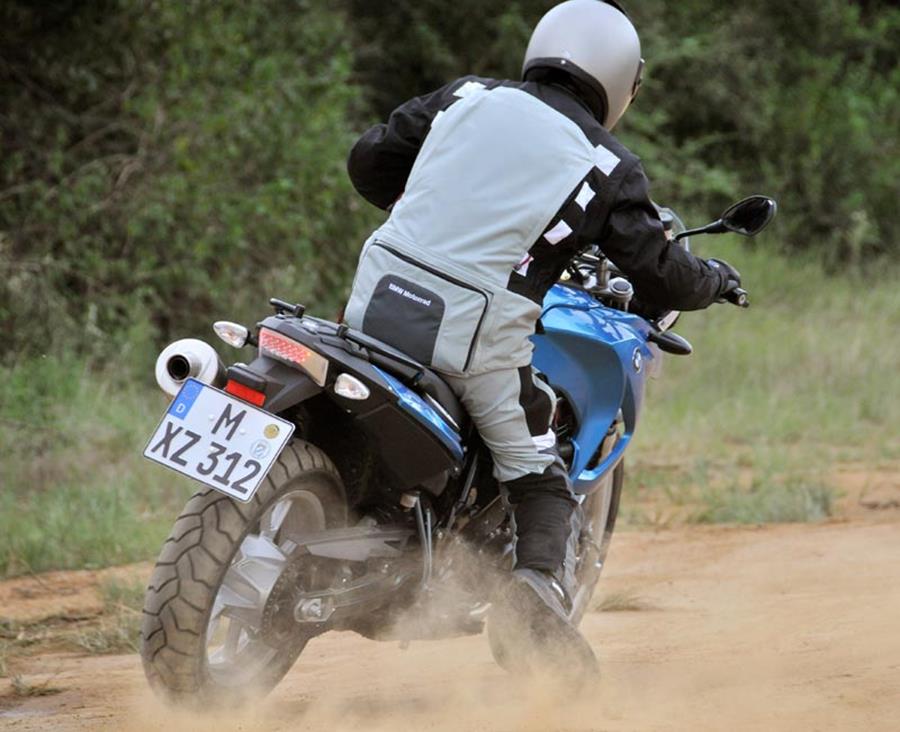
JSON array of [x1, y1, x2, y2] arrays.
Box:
[[140, 438, 343, 703]]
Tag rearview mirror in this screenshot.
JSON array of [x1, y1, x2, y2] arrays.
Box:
[[720, 195, 777, 236], [675, 195, 777, 241]]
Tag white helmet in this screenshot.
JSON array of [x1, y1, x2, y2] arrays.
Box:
[[523, 0, 644, 129]]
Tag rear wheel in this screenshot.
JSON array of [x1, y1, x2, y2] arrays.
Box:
[[140, 439, 346, 704]]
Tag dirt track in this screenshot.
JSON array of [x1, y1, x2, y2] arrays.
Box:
[[2, 517, 900, 731]]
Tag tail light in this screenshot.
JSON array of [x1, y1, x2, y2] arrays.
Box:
[[258, 328, 329, 386]]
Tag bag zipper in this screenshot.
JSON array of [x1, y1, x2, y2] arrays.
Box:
[[372, 242, 489, 372]]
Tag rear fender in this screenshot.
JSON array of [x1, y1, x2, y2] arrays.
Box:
[[235, 355, 323, 414], [238, 317, 464, 491]]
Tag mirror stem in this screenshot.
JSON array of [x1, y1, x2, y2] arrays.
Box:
[[674, 219, 725, 241]]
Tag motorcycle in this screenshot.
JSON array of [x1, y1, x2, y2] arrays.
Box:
[[140, 195, 776, 702]]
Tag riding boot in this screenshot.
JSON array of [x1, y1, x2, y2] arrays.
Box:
[[504, 454, 577, 574], [495, 458, 598, 677]]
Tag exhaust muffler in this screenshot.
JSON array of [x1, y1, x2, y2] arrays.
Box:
[[154, 338, 225, 397]]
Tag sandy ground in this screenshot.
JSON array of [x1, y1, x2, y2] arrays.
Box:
[[2, 517, 899, 731]]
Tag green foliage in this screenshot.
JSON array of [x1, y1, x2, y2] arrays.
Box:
[[0, 1, 898, 574], [345, 0, 550, 116], [2, 0, 898, 363], [624, 1, 900, 265], [344, 1, 900, 263], [625, 235, 899, 525], [694, 475, 834, 525], [1, 0, 378, 362], [0, 355, 185, 577]]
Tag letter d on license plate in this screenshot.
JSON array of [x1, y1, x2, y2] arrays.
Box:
[[143, 379, 295, 502]]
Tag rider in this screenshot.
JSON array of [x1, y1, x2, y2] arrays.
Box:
[[343, 0, 742, 665]]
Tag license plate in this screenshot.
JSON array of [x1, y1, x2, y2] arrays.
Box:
[[143, 378, 295, 502]]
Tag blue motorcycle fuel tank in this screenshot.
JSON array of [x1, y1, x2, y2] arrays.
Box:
[[532, 284, 658, 494]]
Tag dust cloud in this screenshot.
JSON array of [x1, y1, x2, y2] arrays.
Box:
[[122, 538, 604, 732], [123, 648, 603, 732], [6, 520, 900, 730]]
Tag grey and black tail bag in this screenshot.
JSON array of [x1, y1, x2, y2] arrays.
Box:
[[345, 84, 605, 376]]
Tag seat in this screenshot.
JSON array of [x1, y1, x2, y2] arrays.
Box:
[[343, 328, 468, 432]]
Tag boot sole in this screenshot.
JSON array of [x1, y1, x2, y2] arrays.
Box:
[[492, 577, 600, 679]]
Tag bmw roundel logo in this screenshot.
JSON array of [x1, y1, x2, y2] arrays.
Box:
[[632, 348, 643, 373]]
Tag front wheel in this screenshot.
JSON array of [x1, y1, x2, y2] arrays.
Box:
[[568, 461, 625, 626], [140, 439, 346, 704]]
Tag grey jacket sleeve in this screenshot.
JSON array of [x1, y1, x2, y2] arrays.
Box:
[[347, 80, 463, 210], [594, 161, 728, 311]]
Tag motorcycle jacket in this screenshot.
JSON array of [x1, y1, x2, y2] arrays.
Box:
[[344, 75, 728, 376]]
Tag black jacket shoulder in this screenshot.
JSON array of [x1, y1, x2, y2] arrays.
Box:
[[347, 76, 493, 209]]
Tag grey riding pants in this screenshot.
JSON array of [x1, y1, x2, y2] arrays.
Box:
[[443, 366, 578, 574]]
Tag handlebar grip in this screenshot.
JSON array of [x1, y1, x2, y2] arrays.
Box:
[[725, 287, 750, 308]]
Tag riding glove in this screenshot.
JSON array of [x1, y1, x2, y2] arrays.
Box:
[[707, 258, 742, 300]]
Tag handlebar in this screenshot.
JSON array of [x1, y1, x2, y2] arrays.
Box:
[[569, 249, 750, 310], [724, 287, 750, 308]]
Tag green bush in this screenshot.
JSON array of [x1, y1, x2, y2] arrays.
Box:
[[343, 0, 900, 264], [626, 1, 900, 265], [2, 0, 897, 364], [1, 0, 379, 363], [1, 1, 898, 574]]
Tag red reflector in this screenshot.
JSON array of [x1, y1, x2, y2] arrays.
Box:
[[225, 379, 266, 406]]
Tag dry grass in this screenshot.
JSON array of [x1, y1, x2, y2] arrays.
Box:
[[74, 617, 141, 655], [9, 674, 64, 698], [73, 577, 144, 655], [625, 240, 900, 526], [0, 576, 146, 670], [591, 589, 652, 613]]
